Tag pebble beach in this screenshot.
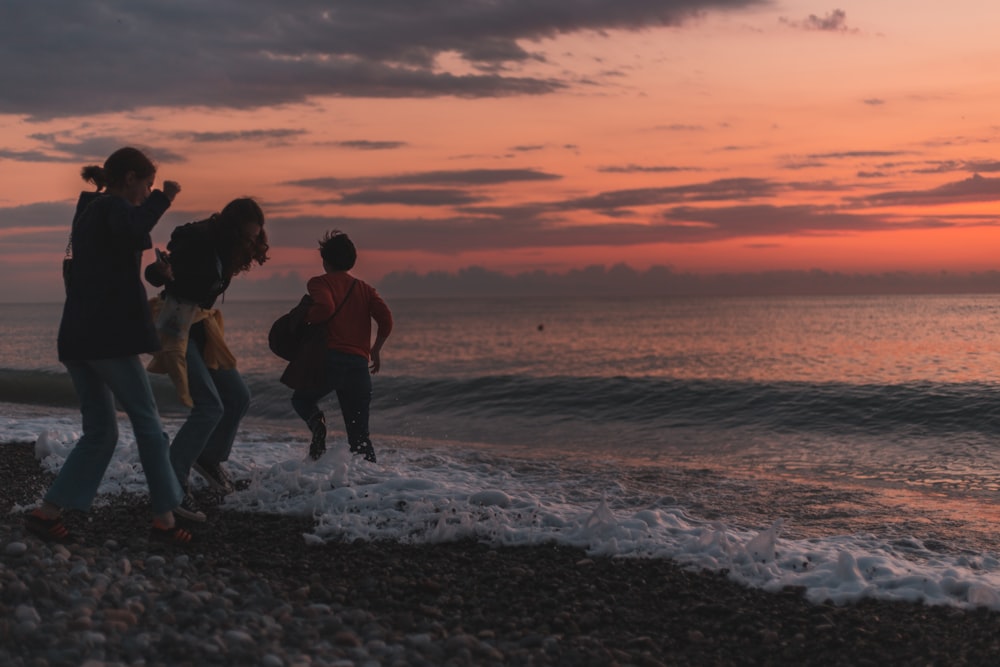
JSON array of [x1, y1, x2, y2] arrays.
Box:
[[3, 442, 1000, 666]]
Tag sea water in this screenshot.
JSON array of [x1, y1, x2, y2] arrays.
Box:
[[5, 294, 1000, 609]]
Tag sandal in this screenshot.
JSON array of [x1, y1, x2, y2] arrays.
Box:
[[25, 510, 72, 543], [149, 520, 193, 545]]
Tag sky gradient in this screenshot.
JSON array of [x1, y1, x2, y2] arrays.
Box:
[[3, 1, 1000, 301]]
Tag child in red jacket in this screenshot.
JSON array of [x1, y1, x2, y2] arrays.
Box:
[[292, 230, 393, 462]]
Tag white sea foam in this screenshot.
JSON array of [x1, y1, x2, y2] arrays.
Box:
[[5, 409, 1000, 614]]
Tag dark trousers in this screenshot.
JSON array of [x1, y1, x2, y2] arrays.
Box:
[[291, 349, 372, 447]]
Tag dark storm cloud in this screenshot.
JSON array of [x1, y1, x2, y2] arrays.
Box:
[[805, 9, 851, 31], [780, 151, 911, 171], [8, 134, 186, 164], [962, 160, 1000, 173], [12, 172, 987, 259], [0, 0, 768, 119], [807, 150, 907, 160], [655, 204, 947, 242], [274, 172, 995, 246], [550, 177, 781, 211], [849, 173, 1000, 207], [596, 164, 702, 173], [911, 161, 965, 174], [0, 149, 68, 163], [906, 160, 1000, 175], [268, 212, 691, 253], [171, 129, 308, 144], [781, 161, 828, 170], [780, 9, 855, 32], [338, 189, 488, 206], [444, 177, 789, 220], [266, 200, 947, 253], [336, 140, 408, 151], [651, 124, 706, 132], [288, 168, 562, 190], [0, 202, 73, 231]]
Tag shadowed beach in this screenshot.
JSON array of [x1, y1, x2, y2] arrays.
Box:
[[4, 441, 1000, 666]]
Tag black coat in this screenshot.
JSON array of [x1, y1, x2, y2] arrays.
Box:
[[57, 191, 172, 362], [146, 219, 231, 309]]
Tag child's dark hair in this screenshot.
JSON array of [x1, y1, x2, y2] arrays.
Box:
[[80, 147, 156, 191], [319, 230, 357, 271]]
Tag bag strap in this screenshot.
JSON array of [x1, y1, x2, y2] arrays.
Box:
[[322, 278, 357, 324], [64, 219, 73, 260]]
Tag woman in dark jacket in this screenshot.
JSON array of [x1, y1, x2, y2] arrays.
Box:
[[27, 147, 192, 545], [145, 198, 269, 519]]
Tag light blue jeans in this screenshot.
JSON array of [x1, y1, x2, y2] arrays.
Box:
[[169, 340, 250, 487], [47, 357, 182, 515]]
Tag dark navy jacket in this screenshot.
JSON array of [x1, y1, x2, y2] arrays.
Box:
[[57, 190, 172, 361], [146, 219, 231, 310]]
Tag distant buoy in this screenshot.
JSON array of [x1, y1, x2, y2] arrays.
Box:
[[537, 324, 544, 331]]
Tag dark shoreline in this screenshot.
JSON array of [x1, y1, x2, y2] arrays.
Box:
[[3, 441, 1000, 666]]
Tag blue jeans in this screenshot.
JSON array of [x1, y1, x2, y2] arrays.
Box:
[[291, 350, 372, 447], [170, 341, 250, 486], [47, 357, 182, 515]]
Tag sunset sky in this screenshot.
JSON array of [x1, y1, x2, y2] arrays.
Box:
[[3, 1, 1000, 301]]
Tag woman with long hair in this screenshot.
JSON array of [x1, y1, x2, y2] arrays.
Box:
[[145, 198, 269, 519]]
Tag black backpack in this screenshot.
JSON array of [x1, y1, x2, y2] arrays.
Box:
[[268, 294, 314, 362], [268, 279, 357, 363]]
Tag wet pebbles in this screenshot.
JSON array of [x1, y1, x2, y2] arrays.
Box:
[[3, 441, 1000, 666]]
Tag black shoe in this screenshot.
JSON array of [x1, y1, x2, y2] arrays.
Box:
[[350, 439, 377, 463], [307, 412, 327, 460], [193, 459, 235, 495], [174, 490, 207, 523]]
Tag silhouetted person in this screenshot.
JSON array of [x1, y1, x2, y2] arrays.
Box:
[[27, 147, 192, 545], [291, 230, 393, 462]]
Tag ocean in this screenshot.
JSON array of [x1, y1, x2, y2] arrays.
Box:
[[5, 294, 1000, 609]]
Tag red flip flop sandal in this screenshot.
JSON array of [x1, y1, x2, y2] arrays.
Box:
[[25, 511, 72, 543], [149, 520, 194, 545]]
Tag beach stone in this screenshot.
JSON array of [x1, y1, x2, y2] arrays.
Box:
[[333, 630, 362, 647], [225, 629, 256, 645], [68, 616, 93, 631], [15, 604, 40, 624], [104, 608, 138, 625], [81, 631, 106, 646], [4, 541, 28, 556]]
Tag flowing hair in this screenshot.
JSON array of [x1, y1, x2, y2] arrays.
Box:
[[211, 198, 269, 276]]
